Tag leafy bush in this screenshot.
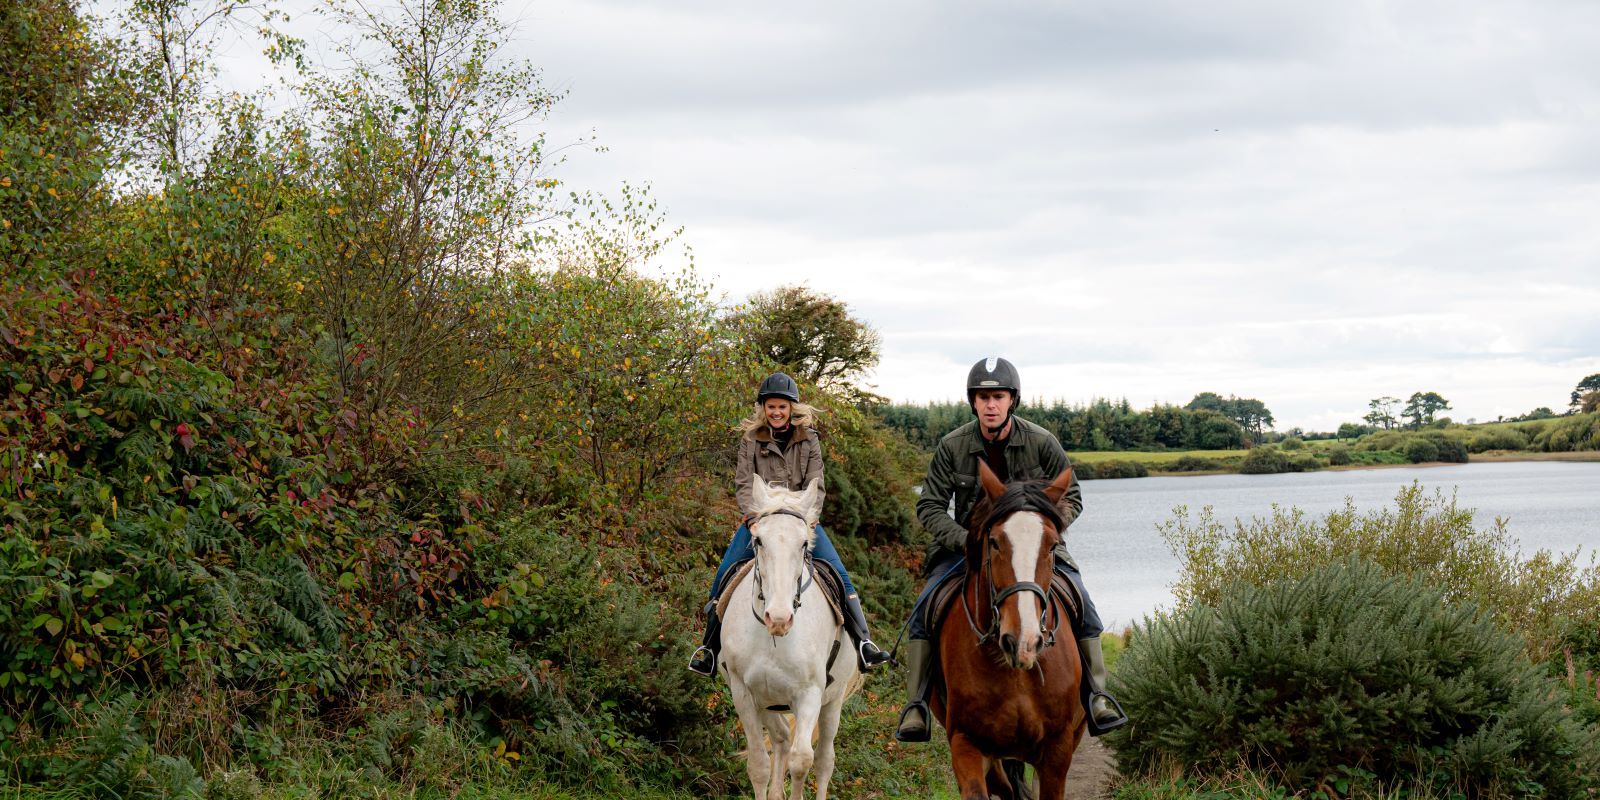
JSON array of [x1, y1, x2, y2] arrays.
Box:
[[1167, 456, 1224, 472], [1326, 444, 1352, 466], [1278, 436, 1304, 450], [1110, 560, 1600, 796], [1533, 413, 1600, 452], [1470, 427, 1531, 452], [1161, 484, 1600, 659], [1238, 446, 1289, 475], [1402, 436, 1440, 463], [1286, 454, 1321, 472], [1082, 459, 1149, 480]]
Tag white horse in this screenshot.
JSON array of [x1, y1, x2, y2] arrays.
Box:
[[720, 476, 861, 800]]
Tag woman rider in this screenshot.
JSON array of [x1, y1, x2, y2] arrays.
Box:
[[688, 372, 893, 675]]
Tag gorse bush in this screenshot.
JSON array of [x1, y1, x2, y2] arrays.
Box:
[[1109, 560, 1600, 797], [1161, 484, 1600, 659]]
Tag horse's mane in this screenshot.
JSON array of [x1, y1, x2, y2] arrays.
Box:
[[967, 480, 1065, 539], [749, 483, 819, 547]]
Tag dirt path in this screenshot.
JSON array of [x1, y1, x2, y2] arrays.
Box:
[[1064, 735, 1116, 800]]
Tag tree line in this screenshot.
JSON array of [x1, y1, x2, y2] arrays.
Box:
[[878, 396, 1251, 452]]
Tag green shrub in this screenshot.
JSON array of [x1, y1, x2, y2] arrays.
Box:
[[1470, 427, 1531, 452], [1326, 444, 1353, 466], [1168, 456, 1223, 472], [1402, 436, 1440, 463], [1435, 435, 1468, 462], [1238, 446, 1289, 475], [1286, 455, 1321, 472], [1083, 459, 1149, 480], [1161, 484, 1600, 659], [1279, 436, 1304, 450], [1110, 560, 1600, 796], [1534, 413, 1600, 452]]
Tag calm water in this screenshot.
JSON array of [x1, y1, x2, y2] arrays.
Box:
[[1068, 461, 1600, 631]]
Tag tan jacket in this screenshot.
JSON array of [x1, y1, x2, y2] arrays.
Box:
[[735, 424, 825, 517]]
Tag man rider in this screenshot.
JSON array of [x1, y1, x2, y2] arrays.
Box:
[[894, 356, 1129, 742]]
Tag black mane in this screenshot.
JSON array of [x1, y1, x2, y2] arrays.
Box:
[[968, 480, 1065, 539]]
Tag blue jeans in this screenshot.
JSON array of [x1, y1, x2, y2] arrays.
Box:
[[907, 551, 1102, 640], [708, 524, 858, 601]]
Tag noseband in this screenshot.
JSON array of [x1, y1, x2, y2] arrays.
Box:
[[748, 509, 816, 626], [961, 487, 1066, 649]]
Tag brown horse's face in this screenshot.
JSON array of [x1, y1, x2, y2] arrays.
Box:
[[986, 512, 1060, 670]]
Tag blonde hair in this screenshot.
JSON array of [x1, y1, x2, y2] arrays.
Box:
[[737, 401, 819, 436]]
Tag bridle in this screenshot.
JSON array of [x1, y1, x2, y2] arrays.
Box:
[[748, 508, 816, 627], [960, 496, 1065, 650]]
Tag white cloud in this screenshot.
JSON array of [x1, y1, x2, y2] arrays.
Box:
[[181, 0, 1600, 429]]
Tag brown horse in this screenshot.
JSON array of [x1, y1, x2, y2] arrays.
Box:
[[930, 462, 1086, 800]]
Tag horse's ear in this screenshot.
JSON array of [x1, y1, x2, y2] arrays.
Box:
[[800, 478, 823, 525], [751, 474, 772, 508], [977, 460, 1006, 501], [1043, 466, 1074, 505]]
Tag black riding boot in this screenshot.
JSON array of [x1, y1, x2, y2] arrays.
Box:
[[687, 602, 721, 677], [842, 595, 892, 671], [1080, 636, 1128, 735], [893, 639, 935, 742]]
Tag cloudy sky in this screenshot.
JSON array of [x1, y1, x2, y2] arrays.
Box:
[[243, 0, 1600, 430]]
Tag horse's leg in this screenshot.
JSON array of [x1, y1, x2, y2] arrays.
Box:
[[785, 688, 824, 800], [1033, 732, 1077, 800], [760, 710, 791, 800], [947, 732, 993, 800], [811, 687, 849, 800], [727, 675, 775, 799]]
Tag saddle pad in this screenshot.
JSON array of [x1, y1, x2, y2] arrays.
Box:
[[715, 558, 844, 626]]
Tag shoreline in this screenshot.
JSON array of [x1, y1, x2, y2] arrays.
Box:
[[1126, 450, 1600, 479]]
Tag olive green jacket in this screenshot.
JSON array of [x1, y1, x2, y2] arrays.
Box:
[[916, 416, 1082, 564], [734, 425, 825, 517]]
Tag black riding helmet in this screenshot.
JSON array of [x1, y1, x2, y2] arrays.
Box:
[[966, 356, 1020, 414], [756, 372, 801, 405]]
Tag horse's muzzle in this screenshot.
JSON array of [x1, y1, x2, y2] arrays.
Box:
[[999, 631, 1040, 670], [764, 609, 794, 636]]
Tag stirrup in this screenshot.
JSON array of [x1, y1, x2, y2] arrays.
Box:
[[1085, 691, 1128, 736], [687, 645, 716, 677], [858, 640, 891, 671], [894, 702, 931, 743]]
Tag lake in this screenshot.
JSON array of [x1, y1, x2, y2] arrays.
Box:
[[1068, 461, 1600, 631]]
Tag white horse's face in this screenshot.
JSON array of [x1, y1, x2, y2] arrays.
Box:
[[749, 476, 823, 636]]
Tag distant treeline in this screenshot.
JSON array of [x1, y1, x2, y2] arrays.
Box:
[[877, 398, 1248, 452]]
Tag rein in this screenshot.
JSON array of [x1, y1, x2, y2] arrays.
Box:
[[748, 509, 817, 627], [960, 489, 1066, 650]]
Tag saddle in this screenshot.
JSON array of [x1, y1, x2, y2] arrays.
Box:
[[921, 565, 1084, 642], [714, 557, 845, 627]]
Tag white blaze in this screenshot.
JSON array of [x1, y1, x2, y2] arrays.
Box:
[[1003, 514, 1046, 626]]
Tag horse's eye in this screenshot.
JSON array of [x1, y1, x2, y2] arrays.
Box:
[[989, 539, 1000, 551]]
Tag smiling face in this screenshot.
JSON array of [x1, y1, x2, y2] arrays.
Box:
[[763, 397, 792, 429]]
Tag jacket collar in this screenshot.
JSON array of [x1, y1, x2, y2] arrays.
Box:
[[964, 418, 1024, 454]]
